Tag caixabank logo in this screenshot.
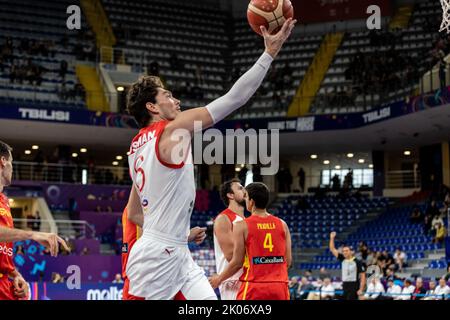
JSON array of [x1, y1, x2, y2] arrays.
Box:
[[252, 256, 285, 265]]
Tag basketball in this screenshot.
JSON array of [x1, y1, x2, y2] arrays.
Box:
[[247, 0, 294, 36]]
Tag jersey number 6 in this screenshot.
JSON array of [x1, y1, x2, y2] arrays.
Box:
[[134, 155, 146, 192]]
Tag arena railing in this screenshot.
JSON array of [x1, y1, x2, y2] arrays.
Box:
[[13, 161, 131, 186], [13, 218, 96, 239], [385, 170, 421, 189]]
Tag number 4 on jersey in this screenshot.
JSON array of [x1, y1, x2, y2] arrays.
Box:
[[263, 233, 274, 252]]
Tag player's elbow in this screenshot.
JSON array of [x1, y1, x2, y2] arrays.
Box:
[[224, 251, 233, 263]]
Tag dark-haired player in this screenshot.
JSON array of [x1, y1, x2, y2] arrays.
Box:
[[209, 182, 292, 300], [0, 140, 69, 300], [124, 19, 296, 300]]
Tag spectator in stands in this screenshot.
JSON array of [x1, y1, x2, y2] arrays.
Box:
[[444, 265, 450, 282], [434, 278, 450, 300], [424, 280, 437, 300], [439, 59, 447, 89], [319, 267, 331, 280], [423, 213, 433, 236], [381, 250, 395, 273], [433, 222, 446, 244], [81, 246, 90, 255], [399, 279, 415, 300], [32, 211, 41, 231], [15, 245, 25, 256], [297, 167, 305, 193], [304, 270, 313, 281], [288, 276, 299, 300], [147, 60, 160, 77], [112, 274, 123, 284], [358, 241, 369, 261], [307, 277, 335, 300], [51, 272, 64, 284], [426, 200, 440, 217], [59, 60, 68, 80], [343, 170, 353, 190], [410, 206, 423, 224], [432, 214, 445, 232], [412, 277, 427, 300], [363, 277, 385, 300], [393, 247, 407, 272], [298, 277, 314, 300], [331, 174, 341, 191], [385, 279, 402, 300]]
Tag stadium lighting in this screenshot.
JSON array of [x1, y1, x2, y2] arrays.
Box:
[[116, 156, 123, 160], [358, 159, 365, 164], [32, 145, 39, 150], [8, 199, 14, 205], [335, 165, 341, 170], [72, 153, 78, 158], [310, 154, 318, 159], [117, 86, 125, 92], [404, 150, 411, 156], [24, 150, 31, 155], [369, 164, 374, 169], [347, 153, 354, 158], [323, 160, 330, 165], [235, 167, 241, 172], [80, 148, 87, 153], [112, 161, 119, 166], [126, 151, 131, 156]]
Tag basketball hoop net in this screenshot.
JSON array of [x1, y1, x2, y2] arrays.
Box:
[[440, 0, 450, 33]]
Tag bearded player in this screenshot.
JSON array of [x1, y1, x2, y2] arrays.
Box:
[[213, 179, 246, 300], [125, 19, 296, 299], [209, 182, 292, 300], [0, 140, 69, 300]]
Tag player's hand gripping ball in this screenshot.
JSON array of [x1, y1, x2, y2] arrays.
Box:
[[247, 0, 294, 36]]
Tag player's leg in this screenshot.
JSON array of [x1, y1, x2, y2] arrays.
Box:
[[178, 250, 217, 300]]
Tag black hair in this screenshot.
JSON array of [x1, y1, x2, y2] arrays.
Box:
[[245, 182, 270, 209]]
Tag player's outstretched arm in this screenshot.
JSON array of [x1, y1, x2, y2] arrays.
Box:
[[0, 225, 33, 242], [127, 185, 144, 228], [209, 221, 247, 288], [164, 18, 297, 137]]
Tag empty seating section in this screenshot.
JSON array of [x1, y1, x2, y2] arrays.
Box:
[[0, 0, 88, 109], [312, 1, 443, 114], [102, 0, 229, 108], [275, 195, 389, 251], [232, 19, 323, 119]]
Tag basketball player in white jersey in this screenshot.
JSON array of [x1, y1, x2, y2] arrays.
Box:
[[125, 18, 296, 300], [214, 179, 246, 300]]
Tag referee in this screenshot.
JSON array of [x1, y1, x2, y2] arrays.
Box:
[[329, 232, 366, 300]]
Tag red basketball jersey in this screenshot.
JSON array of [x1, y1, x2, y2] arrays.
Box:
[[0, 192, 14, 275], [121, 207, 139, 279], [239, 214, 288, 283]]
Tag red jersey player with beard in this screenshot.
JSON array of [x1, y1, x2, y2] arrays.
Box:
[[209, 182, 292, 300]]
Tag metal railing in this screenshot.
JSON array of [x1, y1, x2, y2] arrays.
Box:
[[13, 218, 95, 239], [13, 161, 131, 186], [385, 170, 421, 189]]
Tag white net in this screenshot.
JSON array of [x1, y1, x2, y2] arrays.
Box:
[[441, 0, 450, 33]]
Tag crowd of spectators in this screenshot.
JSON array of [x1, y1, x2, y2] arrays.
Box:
[[289, 266, 450, 300]]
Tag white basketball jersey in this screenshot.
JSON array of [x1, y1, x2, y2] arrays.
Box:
[[213, 209, 244, 282], [128, 120, 196, 242]]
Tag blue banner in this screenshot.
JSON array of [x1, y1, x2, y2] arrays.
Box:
[[29, 282, 123, 300], [1, 86, 450, 131]]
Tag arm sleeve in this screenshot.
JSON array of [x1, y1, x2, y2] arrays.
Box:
[[205, 52, 273, 124]]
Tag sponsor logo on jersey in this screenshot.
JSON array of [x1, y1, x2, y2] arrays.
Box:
[[252, 256, 284, 265], [121, 243, 128, 254], [0, 244, 13, 257], [256, 222, 276, 230]]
